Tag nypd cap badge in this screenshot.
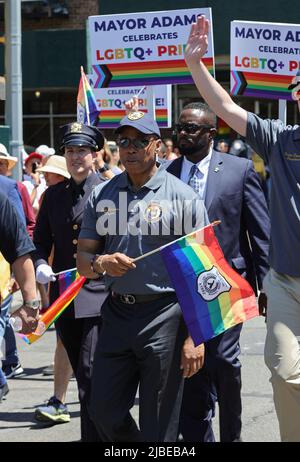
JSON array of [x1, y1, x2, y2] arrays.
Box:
[[127, 111, 145, 121]]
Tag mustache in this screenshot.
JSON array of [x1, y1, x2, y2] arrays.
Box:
[[179, 144, 205, 156]]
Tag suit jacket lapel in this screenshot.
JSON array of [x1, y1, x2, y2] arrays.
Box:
[[205, 150, 224, 212], [166, 153, 224, 212], [64, 180, 73, 217], [166, 156, 184, 178]]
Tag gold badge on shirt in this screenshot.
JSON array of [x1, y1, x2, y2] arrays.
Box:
[[144, 204, 162, 223]]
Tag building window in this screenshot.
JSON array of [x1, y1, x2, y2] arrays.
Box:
[[21, 1, 69, 19]]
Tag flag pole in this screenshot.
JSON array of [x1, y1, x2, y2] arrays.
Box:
[[132, 221, 221, 263], [136, 86, 146, 98], [80, 66, 90, 125], [53, 267, 77, 276]]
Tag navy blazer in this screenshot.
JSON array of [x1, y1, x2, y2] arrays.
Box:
[[166, 151, 270, 292]]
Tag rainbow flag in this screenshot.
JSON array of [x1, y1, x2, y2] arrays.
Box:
[[77, 66, 99, 125], [160, 225, 258, 346], [58, 269, 78, 295], [19, 275, 86, 345]]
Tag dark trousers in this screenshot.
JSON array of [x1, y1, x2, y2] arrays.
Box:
[[55, 316, 102, 442], [180, 324, 242, 442], [89, 294, 187, 442]]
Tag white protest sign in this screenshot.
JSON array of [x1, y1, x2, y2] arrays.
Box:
[[231, 20, 300, 100], [87, 79, 172, 127], [88, 8, 214, 88]]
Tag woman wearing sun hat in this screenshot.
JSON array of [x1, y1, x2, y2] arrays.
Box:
[[36, 154, 70, 187]]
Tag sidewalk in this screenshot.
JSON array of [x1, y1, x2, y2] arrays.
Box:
[[0, 325, 81, 442], [0, 291, 80, 442]]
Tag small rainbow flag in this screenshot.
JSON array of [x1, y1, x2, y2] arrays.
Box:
[[19, 275, 86, 345], [77, 66, 99, 125], [160, 224, 258, 346], [58, 269, 78, 295]]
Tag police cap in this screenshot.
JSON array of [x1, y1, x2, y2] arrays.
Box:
[[59, 122, 104, 151], [115, 111, 161, 137]]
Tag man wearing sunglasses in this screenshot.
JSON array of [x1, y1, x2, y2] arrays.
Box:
[[77, 111, 208, 441], [166, 101, 270, 442]]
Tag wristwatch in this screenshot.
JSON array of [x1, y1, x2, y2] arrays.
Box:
[[24, 299, 40, 310], [98, 163, 110, 173]]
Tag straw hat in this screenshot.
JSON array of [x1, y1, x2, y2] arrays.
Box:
[[36, 155, 70, 179], [0, 144, 18, 170]]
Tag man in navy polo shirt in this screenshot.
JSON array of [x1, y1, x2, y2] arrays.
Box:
[[77, 111, 208, 442]]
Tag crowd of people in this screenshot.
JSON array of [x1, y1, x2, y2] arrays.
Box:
[[0, 16, 299, 443]]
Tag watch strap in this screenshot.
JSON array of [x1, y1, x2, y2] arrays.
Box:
[[99, 163, 110, 173], [24, 299, 40, 310]]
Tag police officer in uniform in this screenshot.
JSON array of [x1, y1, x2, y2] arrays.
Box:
[[77, 111, 208, 442], [33, 123, 108, 441]]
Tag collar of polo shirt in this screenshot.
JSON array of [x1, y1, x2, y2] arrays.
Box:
[[118, 167, 167, 191]]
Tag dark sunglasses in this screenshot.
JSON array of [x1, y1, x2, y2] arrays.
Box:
[[116, 137, 154, 150], [174, 123, 214, 134]]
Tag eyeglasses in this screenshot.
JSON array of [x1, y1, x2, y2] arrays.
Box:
[[174, 123, 214, 134], [116, 137, 154, 150]]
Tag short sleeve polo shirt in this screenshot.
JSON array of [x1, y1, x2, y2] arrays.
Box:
[[80, 167, 208, 293], [246, 112, 300, 275]]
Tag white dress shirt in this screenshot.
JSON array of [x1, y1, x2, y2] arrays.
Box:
[[180, 147, 213, 199]]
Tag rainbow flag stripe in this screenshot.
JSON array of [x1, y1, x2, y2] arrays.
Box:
[[160, 225, 258, 345], [231, 70, 294, 100], [58, 269, 78, 295], [77, 68, 99, 125], [19, 275, 86, 345], [103, 58, 214, 87], [97, 108, 169, 128]]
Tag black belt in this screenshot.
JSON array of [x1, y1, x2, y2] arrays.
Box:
[[111, 292, 174, 305]]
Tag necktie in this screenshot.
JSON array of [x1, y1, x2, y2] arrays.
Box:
[[71, 183, 84, 206], [188, 164, 203, 197]]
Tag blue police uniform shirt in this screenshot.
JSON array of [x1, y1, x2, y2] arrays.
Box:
[[0, 190, 35, 264], [80, 167, 208, 294], [246, 112, 300, 276]]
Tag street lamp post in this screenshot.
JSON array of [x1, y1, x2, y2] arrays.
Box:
[[5, 0, 23, 181]]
